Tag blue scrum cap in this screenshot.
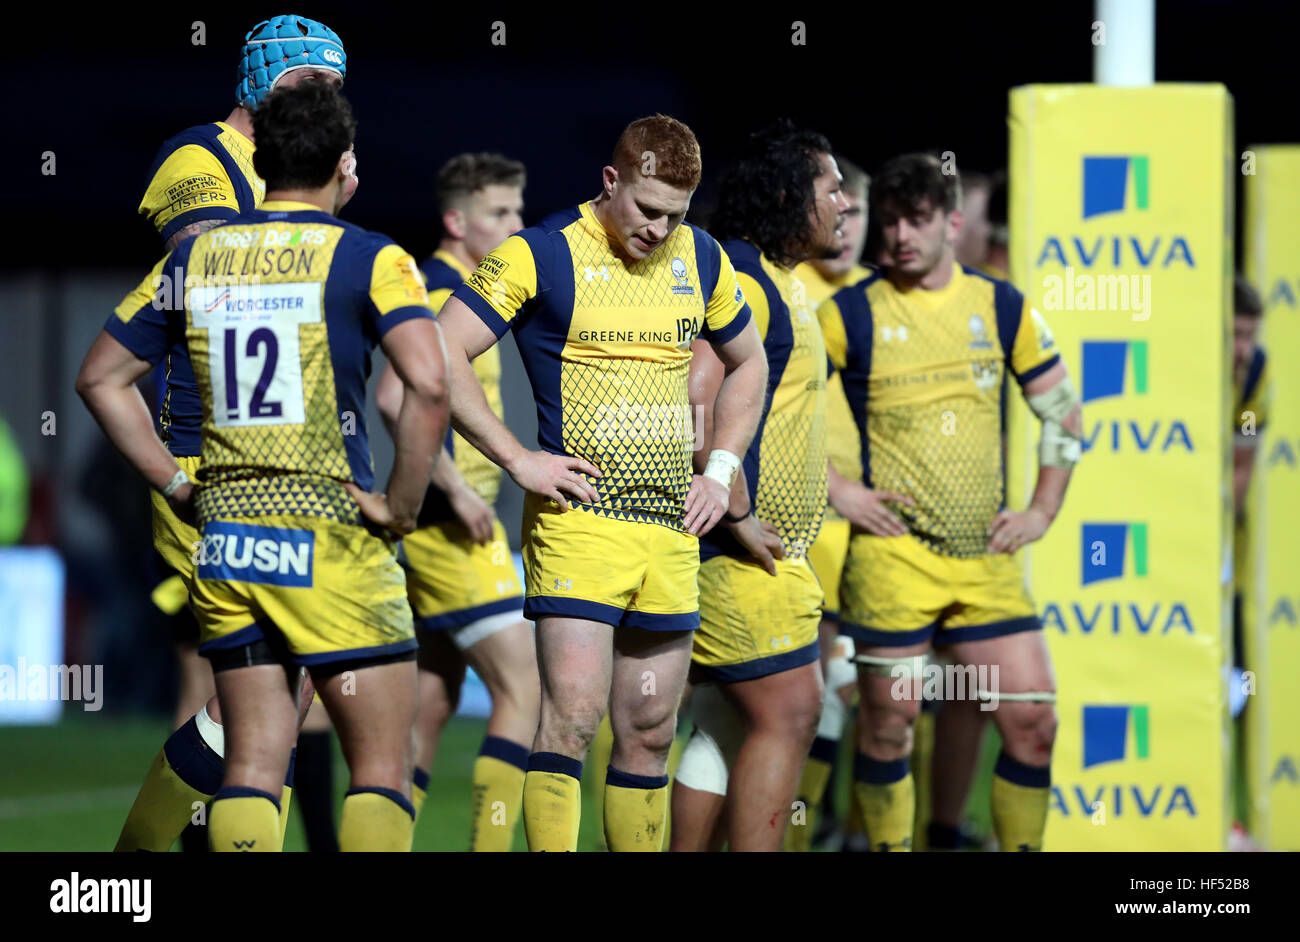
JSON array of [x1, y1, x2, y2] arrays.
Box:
[[236, 15, 346, 111]]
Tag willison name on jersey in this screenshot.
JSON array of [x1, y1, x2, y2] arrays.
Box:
[[199, 244, 321, 279]]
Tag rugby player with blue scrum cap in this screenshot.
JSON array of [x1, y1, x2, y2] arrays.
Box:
[[116, 15, 355, 853]]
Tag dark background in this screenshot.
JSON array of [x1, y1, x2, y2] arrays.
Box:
[[2, 0, 1295, 269]]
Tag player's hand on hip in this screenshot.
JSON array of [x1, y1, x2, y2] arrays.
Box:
[[683, 474, 730, 536], [508, 450, 600, 511], [987, 507, 1049, 554], [835, 481, 913, 537], [449, 481, 496, 545], [344, 482, 416, 537], [167, 482, 198, 528], [728, 512, 785, 576]]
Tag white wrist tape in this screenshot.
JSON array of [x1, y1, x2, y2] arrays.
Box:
[[161, 468, 191, 498], [703, 449, 741, 490]]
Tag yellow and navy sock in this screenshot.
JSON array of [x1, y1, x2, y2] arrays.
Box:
[[294, 730, 338, 852], [471, 736, 528, 852], [911, 701, 937, 851], [411, 767, 430, 822], [603, 767, 669, 852], [523, 752, 582, 852], [209, 786, 281, 852], [852, 754, 914, 852], [991, 752, 1051, 852], [339, 787, 416, 851], [114, 716, 223, 852], [278, 748, 295, 850], [784, 736, 838, 852]]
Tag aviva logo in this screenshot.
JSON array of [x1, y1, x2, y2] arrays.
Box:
[[1083, 703, 1151, 768], [1082, 340, 1148, 402], [1082, 522, 1148, 585], [1083, 156, 1150, 218]]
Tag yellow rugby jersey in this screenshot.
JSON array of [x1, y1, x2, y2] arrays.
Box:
[[140, 122, 266, 457], [106, 201, 437, 527], [450, 202, 751, 530], [819, 262, 1060, 558], [139, 122, 265, 243], [796, 261, 873, 486], [702, 240, 828, 561], [415, 249, 505, 522], [1234, 346, 1270, 593]]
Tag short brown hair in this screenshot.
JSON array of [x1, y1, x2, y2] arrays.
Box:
[[436, 152, 526, 214], [612, 115, 702, 190], [836, 153, 868, 194], [871, 152, 961, 217], [1235, 273, 1263, 319]]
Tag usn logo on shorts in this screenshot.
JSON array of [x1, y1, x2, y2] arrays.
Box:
[[196, 522, 314, 587]]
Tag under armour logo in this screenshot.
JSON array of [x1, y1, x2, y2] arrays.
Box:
[[880, 325, 909, 342], [583, 266, 611, 282], [553, 578, 573, 591]]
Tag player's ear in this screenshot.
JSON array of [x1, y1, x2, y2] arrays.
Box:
[[443, 208, 466, 241], [602, 165, 619, 198], [947, 208, 964, 240]]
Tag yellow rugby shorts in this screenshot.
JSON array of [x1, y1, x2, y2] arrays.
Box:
[[150, 454, 203, 590], [402, 517, 525, 649], [692, 554, 822, 681], [839, 531, 1040, 647], [520, 494, 698, 631], [807, 516, 850, 620], [191, 514, 415, 667]]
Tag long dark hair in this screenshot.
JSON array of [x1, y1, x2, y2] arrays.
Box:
[[709, 120, 832, 267]]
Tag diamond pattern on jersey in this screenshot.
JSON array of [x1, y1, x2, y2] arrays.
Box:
[[560, 357, 692, 527], [185, 223, 360, 524], [756, 410, 827, 559], [753, 264, 828, 558], [217, 127, 266, 205], [866, 271, 1007, 558], [192, 318, 351, 483], [558, 218, 703, 529], [197, 473, 360, 526]]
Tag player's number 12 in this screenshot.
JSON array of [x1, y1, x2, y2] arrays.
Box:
[[224, 327, 282, 421], [190, 283, 321, 429]]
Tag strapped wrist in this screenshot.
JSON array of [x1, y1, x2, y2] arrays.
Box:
[[703, 449, 741, 490], [161, 468, 191, 499]]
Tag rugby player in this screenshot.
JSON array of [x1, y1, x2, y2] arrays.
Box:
[[927, 167, 1013, 852], [79, 83, 444, 852], [671, 121, 847, 852], [375, 153, 538, 851], [114, 14, 354, 853], [819, 153, 1081, 852], [787, 154, 871, 852], [434, 115, 769, 851]]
